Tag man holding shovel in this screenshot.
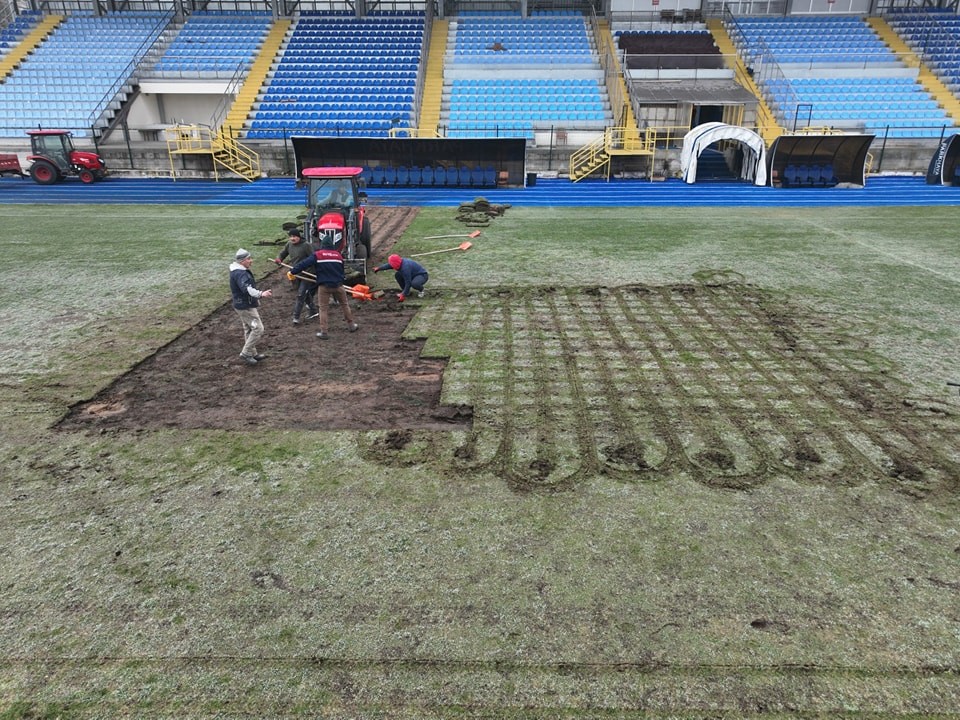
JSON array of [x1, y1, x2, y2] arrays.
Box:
[[290, 237, 359, 340], [373, 254, 429, 301], [229, 248, 273, 366], [273, 227, 318, 325]]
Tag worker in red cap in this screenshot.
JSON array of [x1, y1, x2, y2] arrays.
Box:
[[372, 253, 429, 302]]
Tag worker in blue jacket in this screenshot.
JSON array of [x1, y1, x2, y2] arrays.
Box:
[[373, 254, 428, 301], [290, 237, 359, 340]]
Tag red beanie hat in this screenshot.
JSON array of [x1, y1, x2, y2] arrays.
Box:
[[388, 254, 402, 270]]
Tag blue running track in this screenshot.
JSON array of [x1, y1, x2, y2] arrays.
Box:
[[1, 174, 959, 207]]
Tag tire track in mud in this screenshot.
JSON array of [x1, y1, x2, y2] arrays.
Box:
[[366, 206, 419, 261], [564, 288, 665, 481], [637, 286, 771, 487], [485, 297, 519, 486], [435, 293, 489, 472], [363, 283, 960, 496], [723, 284, 960, 494], [595, 289, 683, 477], [682, 285, 850, 481], [693, 285, 883, 483], [606, 287, 739, 483], [524, 291, 597, 491]]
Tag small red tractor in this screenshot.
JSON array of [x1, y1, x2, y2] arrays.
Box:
[[300, 166, 372, 283], [24, 129, 108, 184]]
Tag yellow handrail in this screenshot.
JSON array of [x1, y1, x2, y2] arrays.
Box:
[[165, 124, 260, 181], [0, 15, 63, 79]]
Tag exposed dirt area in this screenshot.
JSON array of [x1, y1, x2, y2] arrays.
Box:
[[55, 240, 960, 498], [58, 206, 473, 433]]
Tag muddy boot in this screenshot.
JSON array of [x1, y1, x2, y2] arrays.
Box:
[[306, 302, 319, 320], [293, 298, 304, 325]]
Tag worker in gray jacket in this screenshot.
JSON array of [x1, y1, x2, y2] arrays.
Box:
[[273, 227, 318, 324], [230, 248, 273, 365]]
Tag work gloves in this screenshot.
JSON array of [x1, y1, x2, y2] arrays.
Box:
[[396, 293, 405, 302], [287, 272, 296, 281], [273, 258, 282, 265]]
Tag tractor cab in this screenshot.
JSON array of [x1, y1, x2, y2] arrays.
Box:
[[301, 166, 372, 283], [305, 168, 367, 215], [311, 177, 357, 211], [26, 130, 108, 184], [31, 131, 71, 170]]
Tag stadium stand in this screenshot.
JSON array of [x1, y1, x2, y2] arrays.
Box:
[[885, 8, 960, 93], [733, 15, 893, 64], [730, 14, 958, 138], [0, 9, 41, 59], [1, 4, 956, 181], [150, 11, 272, 76], [450, 14, 593, 63], [616, 29, 724, 70], [245, 11, 424, 139], [443, 12, 611, 140], [0, 12, 167, 138]]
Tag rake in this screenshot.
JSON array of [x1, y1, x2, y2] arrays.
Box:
[[422, 230, 482, 240], [410, 241, 473, 258]]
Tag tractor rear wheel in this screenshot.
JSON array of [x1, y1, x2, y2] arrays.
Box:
[[78, 169, 95, 184], [30, 161, 59, 185], [360, 219, 372, 259]]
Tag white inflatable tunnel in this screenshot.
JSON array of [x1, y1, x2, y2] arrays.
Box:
[[680, 122, 768, 186]]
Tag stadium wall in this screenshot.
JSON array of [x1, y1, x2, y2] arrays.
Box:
[[94, 136, 938, 180]]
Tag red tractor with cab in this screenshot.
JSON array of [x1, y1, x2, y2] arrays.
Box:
[[301, 166, 372, 283], [25, 129, 108, 184]]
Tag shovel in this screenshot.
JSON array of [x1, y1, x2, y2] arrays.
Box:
[[344, 284, 385, 301], [410, 241, 473, 258], [278, 261, 317, 282], [278, 263, 381, 300], [422, 229, 482, 240], [281, 264, 381, 300]]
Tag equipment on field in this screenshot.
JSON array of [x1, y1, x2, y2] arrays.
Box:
[[299, 166, 371, 284], [24, 130, 107, 184], [422, 230, 482, 240], [344, 284, 384, 301], [280, 262, 316, 283], [0, 153, 25, 178], [410, 241, 473, 258], [279, 262, 382, 300], [948, 381, 960, 395]]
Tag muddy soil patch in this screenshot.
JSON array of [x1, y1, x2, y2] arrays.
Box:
[[57, 207, 472, 433]]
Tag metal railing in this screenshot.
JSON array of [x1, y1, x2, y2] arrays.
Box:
[[141, 63, 251, 81], [87, 10, 176, 141]]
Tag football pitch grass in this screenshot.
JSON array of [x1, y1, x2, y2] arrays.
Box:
[[1, 203, 958, 717]]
